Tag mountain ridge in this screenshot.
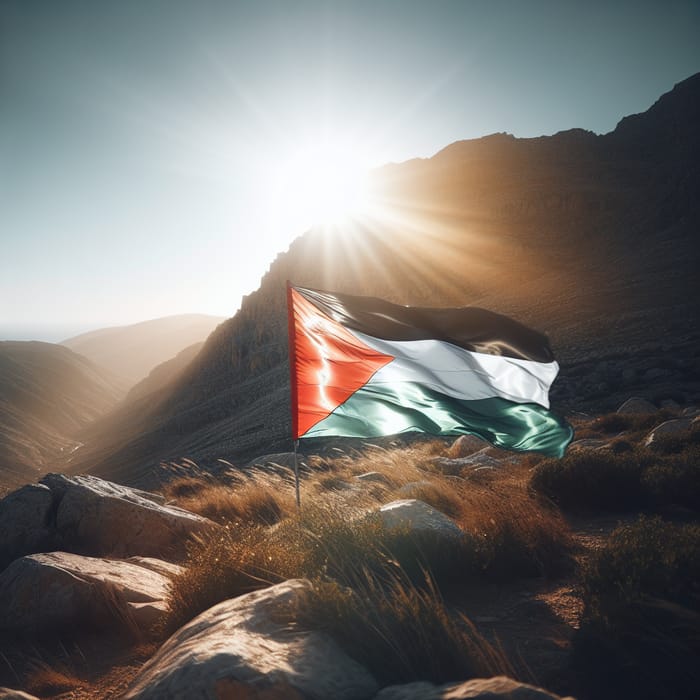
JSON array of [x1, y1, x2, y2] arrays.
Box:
[[69, 72, 700, 487], [61, 313, 225, 388]]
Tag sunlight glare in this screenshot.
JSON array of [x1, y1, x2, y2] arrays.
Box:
[[271, 139, 372, 233]]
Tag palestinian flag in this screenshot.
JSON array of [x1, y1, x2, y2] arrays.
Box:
[[287, 284, 573, 457]]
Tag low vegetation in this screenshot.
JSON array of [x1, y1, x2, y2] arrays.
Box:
[[530, 424, 700, 513], [574, 516, 700, 700], [161, 442, 573, 686], [292, 572, 514, 686]]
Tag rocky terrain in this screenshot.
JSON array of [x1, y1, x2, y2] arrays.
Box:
[[64, 72, 700, 488], [0, 399, 697, 699]]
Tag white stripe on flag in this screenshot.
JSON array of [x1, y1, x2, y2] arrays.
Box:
[[351, 329, 558, 408]]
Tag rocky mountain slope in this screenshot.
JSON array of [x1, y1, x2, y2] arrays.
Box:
[[0, 342, 124, 488], [61, 314, 224, 388], [73, 73, 700, 487]]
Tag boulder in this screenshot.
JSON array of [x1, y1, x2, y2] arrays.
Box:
[[0, 551, 182, 636], [378, 500, 463, 540], [616, 397, 657, 414], [447, 434, 487, 458], [374, 676, 574, 699], [124, 579, 378, 700], [0, 484, 55, 570], [644, 418, 694, 446], [40, 473, 215, 559]]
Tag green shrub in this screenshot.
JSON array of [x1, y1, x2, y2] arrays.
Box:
[[531, 433, 700, 514], [574, 517, 700, 700], [530, 449, 646, 511]]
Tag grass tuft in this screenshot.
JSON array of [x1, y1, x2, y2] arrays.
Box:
[[291, 570, 514, 686]]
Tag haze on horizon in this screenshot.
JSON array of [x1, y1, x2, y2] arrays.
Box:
[[1, 0, 699, 341]]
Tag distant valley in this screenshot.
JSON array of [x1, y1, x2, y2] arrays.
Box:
[[0, 315, 224, 488]]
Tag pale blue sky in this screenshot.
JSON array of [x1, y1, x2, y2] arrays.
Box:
[[1, 0, 698, 340]]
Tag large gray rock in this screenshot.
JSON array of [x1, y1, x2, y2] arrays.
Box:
[[0, 484, 55, 569], [125, 579, 378, 700], [0, 474, 216, 566], [378, 500, 463, 540], [617, 397, 657, 414], [644, 418, 694, 446], [40, 473, 215, 559], [0, 551, 182, 635], [374, 676, 574, 699]]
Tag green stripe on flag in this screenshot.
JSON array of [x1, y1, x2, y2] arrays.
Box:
[[304, 381, 573, 457]]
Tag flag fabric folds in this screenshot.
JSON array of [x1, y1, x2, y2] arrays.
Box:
[[287, 284, 573, 457]]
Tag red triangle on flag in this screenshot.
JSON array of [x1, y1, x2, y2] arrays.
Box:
[[288, 287, 394, 438]]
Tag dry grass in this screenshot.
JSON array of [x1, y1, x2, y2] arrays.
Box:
[[162, 474, 295, 526], [24, 660, 84, 697], [291, 571, 515, 686], [162, 442, 574, 634]]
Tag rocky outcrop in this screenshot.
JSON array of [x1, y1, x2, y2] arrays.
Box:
[[0, 551, 181, 636], [374, 676, 574, 699], [0, 474, 216, 568], [125, 579, 378, 699]]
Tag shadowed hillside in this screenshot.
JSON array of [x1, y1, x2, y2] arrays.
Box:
[[73, 73, 700, 487], [0, 342, 125, 488], [61, 314, 225, 388]]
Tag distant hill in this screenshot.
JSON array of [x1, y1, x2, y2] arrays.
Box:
[[73, 73, 700, 487], [61, 314, 225, 388], [126, 342, 205, 403], [0, 342, 124, 488]]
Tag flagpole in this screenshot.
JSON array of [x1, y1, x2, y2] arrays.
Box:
[[287, 280, 302, 510], [293, 439, 301, 510]]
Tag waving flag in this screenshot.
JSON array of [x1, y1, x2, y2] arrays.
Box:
[[287, 284, 572, 456]]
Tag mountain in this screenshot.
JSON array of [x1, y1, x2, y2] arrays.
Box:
[[61, 314, 225, 388], [0, 342, 125, 488], [72, 73, 700, 487]]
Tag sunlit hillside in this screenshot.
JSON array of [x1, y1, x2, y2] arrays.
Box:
[[70, 73, 700, 488], [62, 314, 225, 388], [0, 342, 125, 488]]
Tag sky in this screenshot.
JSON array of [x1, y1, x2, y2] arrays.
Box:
[[1, 0, 699, 341]]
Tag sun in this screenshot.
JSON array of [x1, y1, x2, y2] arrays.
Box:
[[271, 138, 372, 233]]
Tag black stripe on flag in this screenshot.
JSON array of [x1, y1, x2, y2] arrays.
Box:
[[296, 286, 554, 363]]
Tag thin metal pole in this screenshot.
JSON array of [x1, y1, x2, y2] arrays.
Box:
[[293, 439, 301, 510]]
